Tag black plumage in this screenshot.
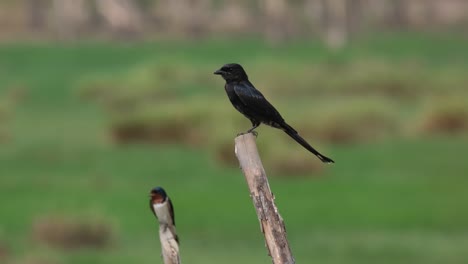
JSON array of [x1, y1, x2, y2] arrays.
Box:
[[214, 63, 334, 163]]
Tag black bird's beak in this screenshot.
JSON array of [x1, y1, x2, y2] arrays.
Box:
[[214, 69, 223, 75]]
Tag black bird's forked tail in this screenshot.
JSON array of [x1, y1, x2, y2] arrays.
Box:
[[280, 123, 335, 163]]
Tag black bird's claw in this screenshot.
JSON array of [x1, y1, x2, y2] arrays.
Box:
[[237, 131, 258, 137]]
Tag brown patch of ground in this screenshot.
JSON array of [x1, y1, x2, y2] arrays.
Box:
[[32, 216, 115, 250], [111, 120, 204, 147], [419, 110, 468, 135], [0, 241, 9, 263], [213, 140, 239, 167]]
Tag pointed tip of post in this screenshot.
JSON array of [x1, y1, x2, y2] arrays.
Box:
[[235, 133, 258, 155], [234, 132, 260, 166]]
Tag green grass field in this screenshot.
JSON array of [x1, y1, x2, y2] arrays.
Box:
[[1, 35, 468, 263]]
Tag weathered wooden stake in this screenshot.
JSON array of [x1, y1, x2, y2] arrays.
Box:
[[235, 133, 295, 264], [159, 226, 180, 264]]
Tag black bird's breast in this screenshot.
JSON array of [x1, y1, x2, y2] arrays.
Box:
[[225, 83, 251, 118]]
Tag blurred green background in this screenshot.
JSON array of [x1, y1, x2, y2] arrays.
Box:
[[1, 1, 468, 264]]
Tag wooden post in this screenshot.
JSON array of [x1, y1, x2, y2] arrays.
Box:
[[234, 133, 295, 264], [159, 226, 180, 264]]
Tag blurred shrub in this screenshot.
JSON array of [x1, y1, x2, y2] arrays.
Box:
[[32, 215, 116, 250], [11, 255, 60, 264], [78, 59, 468, 174], [0, 240, 9, 263], [249, 60, 468, 99], [79, 62, 216, 106], [312, 100, 400, 144], [417, 97, 468, 136], [266, 146, 325, 176], [214, 140, 239, 167], [0, 98, 11, 120]]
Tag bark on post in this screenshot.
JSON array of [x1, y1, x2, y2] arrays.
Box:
[[234, 133, 295, 264]]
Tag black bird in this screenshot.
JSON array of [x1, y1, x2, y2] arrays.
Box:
[[149, 187, 179, 243], [214, 63, 334, 163]]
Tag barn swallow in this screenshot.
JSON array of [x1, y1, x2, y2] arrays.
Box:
[[149, 187, 179, 243]]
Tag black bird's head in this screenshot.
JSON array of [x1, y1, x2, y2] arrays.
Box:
[[214, 63, 248, 82], [150, 187, 168, 205]]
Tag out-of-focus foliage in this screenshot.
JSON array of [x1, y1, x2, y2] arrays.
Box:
[[0, 1, 467, 264], [76, 39, 468, 174], [1, 35, 468, 263]]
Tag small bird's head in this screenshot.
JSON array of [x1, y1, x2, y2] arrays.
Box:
[[214, 63, 248, 82], [150, 187, 168, 205]]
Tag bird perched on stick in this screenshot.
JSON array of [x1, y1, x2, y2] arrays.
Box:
[[214, 63, 334, 163], [150, 187, 180, 264]]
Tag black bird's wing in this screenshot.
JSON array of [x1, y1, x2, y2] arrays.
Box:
[[233, 81, 284, 124]]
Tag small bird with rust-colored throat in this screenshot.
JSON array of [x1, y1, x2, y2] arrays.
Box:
[[214, 63, 334, 164], [149, 187, 180, 264], [149, 187, 178, 243]]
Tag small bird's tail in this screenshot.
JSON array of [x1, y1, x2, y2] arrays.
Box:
[[280, 122, 334, 163]]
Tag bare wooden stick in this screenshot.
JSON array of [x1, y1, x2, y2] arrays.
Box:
[[159, 226, 180, 264], [235, 133, 295, 264]]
